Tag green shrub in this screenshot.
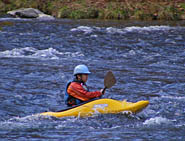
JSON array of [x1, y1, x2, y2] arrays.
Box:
[[58, 6, 71, 18], [0, 0, 183, 20], [158, 5, 180, 20]]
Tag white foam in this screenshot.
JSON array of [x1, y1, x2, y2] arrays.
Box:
[[0, 17, 31, 21], [0, 47, 84, 59], [105, 26, 175, 34], [106, 27, 125, 34], [90, 34, 98, 38], [128, 50, 136, 55], [70, 25, 183, 35], [143, 117, 171, 126], [9, 114, 51, 122], [161, 96, 185, 101], [70, 26, 93, 34], [0, 114, 52, 131], [125, 26, 173, 32]]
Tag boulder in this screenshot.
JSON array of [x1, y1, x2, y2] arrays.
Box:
[[7, 8, 54, 20]]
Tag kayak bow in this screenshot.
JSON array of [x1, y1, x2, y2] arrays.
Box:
[[40, 98, 149, 118]]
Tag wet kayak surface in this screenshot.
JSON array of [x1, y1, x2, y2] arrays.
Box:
[[0, 18, 185, 140]]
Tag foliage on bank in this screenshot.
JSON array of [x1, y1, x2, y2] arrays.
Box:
[[0, 0, 185, 20]]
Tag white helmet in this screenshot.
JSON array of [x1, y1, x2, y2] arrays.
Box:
[[73, 65, 91, 76]]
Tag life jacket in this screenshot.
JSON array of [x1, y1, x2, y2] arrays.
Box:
[[64, 79, 88, 107]]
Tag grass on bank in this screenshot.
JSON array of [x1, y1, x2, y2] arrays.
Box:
[[0, 0, 184, 20]]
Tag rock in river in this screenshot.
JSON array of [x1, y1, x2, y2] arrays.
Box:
[[7, 8, 55, 20]]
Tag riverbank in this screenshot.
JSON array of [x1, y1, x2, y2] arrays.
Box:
[[0, 0, 185, 20]]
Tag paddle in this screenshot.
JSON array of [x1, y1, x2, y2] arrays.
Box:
[[102, 71, 116, 94]]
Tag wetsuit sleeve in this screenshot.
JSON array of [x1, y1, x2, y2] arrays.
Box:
[[67, 82, 102, 101]]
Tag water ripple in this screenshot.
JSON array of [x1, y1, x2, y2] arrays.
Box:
[[0, 19, 185, 140]]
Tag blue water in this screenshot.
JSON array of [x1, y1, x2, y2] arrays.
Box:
[[0, 18, 185, 140]]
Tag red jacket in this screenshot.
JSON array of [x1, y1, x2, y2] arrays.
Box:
[[67, 82, 102, 101]]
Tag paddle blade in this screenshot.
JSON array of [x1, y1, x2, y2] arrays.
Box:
[[104, 71, 116, 89]]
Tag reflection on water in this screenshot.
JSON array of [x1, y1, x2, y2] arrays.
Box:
[[0, 18, 185, 140]]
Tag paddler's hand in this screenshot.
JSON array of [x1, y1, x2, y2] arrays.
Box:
[[100, 89, 105, 95]]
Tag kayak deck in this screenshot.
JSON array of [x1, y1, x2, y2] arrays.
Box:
[[40, 98, 149, 118]]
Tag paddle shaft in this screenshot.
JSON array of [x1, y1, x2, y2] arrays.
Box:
[[102, 87, 107, 94]]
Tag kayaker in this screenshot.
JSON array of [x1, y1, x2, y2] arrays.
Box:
[[65, 65, 104, 107]]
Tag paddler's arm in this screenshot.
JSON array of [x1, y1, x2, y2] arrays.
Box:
[[67, 82, 103, 100]]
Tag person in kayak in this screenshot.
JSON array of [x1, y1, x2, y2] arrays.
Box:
[[65, 65, 104, 107]]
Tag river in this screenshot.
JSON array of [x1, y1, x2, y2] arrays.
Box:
[[0, 18, 185, 140]]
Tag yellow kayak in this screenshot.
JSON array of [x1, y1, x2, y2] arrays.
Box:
[[40, 98, 149, 118]]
